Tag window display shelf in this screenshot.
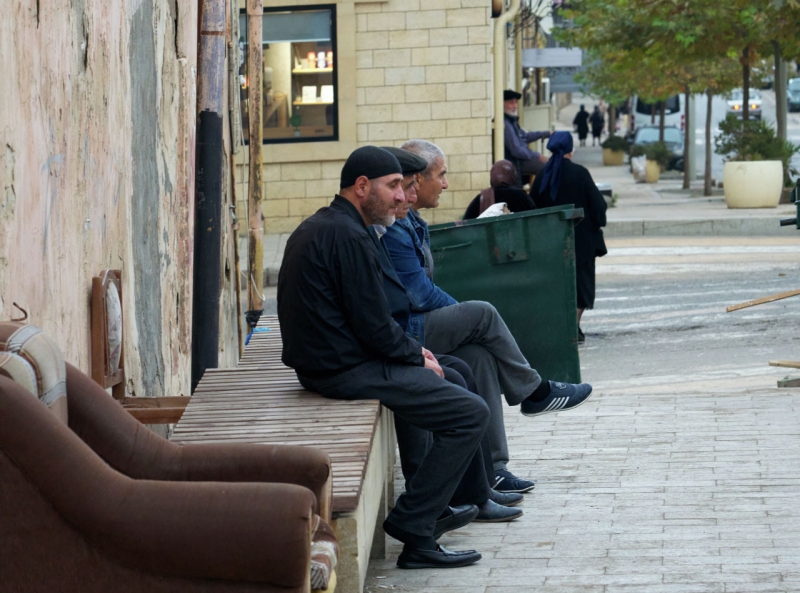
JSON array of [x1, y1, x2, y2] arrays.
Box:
[[291, 68, 333, 74], [293, 100, 334, 106]]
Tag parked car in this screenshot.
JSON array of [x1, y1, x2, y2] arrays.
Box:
[[628, 125, 684, 171], [726, 89, 762, 119], [788, 78, 800, 113]]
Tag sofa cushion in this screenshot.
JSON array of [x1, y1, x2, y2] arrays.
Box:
[[0, 322, 68, 424]]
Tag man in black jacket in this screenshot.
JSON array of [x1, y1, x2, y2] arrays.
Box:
[[278, 146, 488, 569]]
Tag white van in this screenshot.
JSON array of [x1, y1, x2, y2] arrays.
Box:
[[627, 94, 686, 137]]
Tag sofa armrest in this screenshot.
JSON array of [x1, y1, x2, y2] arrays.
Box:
[[65, 364, 333, 521], [172, 443, 333, 522], [0, 376, 315, 586]]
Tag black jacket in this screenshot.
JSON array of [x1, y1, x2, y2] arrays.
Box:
[[278, 196, 424, 377], [529, 159, 607, 264]]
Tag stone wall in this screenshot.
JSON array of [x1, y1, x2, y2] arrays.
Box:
[[241, 0, 495, 234]]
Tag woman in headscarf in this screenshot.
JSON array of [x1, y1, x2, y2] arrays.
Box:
[[589, 105, 605, 146], [572, 105, 590, 147], [463, 160, 536, 219], [529, 132, 608, 343]]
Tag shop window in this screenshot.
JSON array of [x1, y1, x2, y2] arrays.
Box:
[[239, 5, 338, 144]]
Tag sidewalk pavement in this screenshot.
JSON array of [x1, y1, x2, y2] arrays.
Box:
[[555, 94, 798, 239]]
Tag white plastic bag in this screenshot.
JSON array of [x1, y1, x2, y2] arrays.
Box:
[[477, 202, 511, 219], [631, 156, 647, 183]]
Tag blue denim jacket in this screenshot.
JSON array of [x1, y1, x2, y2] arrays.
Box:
[[370, 225, 427, 345], [383, 209, 458, 313]]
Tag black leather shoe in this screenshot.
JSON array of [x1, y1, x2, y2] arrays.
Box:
[[397, 544, 482, 569], [489, 489, 524, 507], [433, 504, 479, 539], [473, 499, 523, 522]]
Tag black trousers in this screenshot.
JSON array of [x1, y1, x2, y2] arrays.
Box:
[[298, 358, 490, 537], [394, 355, 494, 507]]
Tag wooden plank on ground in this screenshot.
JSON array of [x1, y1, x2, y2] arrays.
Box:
[[726, 289, 800, 312], [769, 360, 800, 369]]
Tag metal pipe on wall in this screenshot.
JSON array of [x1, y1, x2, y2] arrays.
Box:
[[246, 0, 264, 328], [493, 0, 521, 163], [192, 0, 227, 391]]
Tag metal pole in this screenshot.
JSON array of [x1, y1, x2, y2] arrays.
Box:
[[493, 0, 522, 164], [246, 0, 264, 328], [192, 0, 226, 391]]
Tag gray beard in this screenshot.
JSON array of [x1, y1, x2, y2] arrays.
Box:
[[363, 189, 396, 227]]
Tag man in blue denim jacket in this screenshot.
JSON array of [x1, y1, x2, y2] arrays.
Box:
[[383, 140, 593, 493]]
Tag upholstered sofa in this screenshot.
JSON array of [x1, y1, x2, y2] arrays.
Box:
[[0, 322, 336, 593]]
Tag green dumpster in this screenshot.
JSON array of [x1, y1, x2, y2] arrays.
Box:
[[429, 205, 584, 384]]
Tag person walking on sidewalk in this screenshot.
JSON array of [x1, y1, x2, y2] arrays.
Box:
[[530, 132, 607, 343], [573, 104, 590, 147], [589, 106, 605, 146]]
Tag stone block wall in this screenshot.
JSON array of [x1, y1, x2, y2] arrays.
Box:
[[247, 0, 494, 233]]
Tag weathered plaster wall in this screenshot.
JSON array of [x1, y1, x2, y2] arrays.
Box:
[[0, 0, 201, 397]]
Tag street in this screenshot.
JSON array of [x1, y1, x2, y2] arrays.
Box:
[[583, 236, 800, 393], [693, 89, 800, 181]]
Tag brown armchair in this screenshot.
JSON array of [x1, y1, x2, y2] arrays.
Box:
[[0, 322, 335, 593]]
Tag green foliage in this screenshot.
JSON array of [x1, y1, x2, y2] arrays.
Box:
[[600, 135, 629, 152], [643, 142, 672, 168], [629, 144, 646, 158], [630, 142, 671, 167], [289, 114, 302, 129], [714, 115, 800, 185]]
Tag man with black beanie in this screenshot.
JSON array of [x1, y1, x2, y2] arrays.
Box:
[[278, 146, 488, 569]]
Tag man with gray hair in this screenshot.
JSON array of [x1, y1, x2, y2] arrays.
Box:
[[383, 139, 593, 494]]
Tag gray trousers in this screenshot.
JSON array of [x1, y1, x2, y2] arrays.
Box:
[[394, 354, 495, 506], [298, 359, 489, 537], [423, 301, 543, 471]]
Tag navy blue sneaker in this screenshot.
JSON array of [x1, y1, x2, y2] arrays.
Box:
[[520, 381, 593, 417], [493, 468, 535, 493]]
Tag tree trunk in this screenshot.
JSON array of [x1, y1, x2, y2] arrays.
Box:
[[704, 90, 713, 197], [774, 40, 787, 141], [683, 89, 691, 190], [659, 101, 665, 142], [742, 45, 750, 122], [609, 105, 616, 136]]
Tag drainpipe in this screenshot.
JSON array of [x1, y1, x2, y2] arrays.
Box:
[[191, 0, 226, 391], [493, 0, 521, 163]]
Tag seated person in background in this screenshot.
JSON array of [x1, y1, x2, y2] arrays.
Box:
[[503, 89, 552, 187], [385, 139, 593, 494], [463, 160, 536, 219]]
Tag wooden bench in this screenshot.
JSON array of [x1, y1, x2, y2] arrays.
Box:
[[170, 316, 395, 593]]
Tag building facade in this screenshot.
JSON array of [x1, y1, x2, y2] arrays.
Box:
[[237, 0, 496, 232]]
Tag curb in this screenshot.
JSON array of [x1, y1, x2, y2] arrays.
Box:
[[605, 218, 796, 237]]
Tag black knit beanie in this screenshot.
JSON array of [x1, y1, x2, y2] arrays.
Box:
[[380, 147, 429, 176], [340, 146, 403, 189]]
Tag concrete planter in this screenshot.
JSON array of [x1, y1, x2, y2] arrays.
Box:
[[723, 161, 783, 208], [645, 160, 660, 183], [602, 148, 625, 166]]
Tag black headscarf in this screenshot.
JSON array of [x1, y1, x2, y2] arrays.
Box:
[[538, 131, 574, 202]]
